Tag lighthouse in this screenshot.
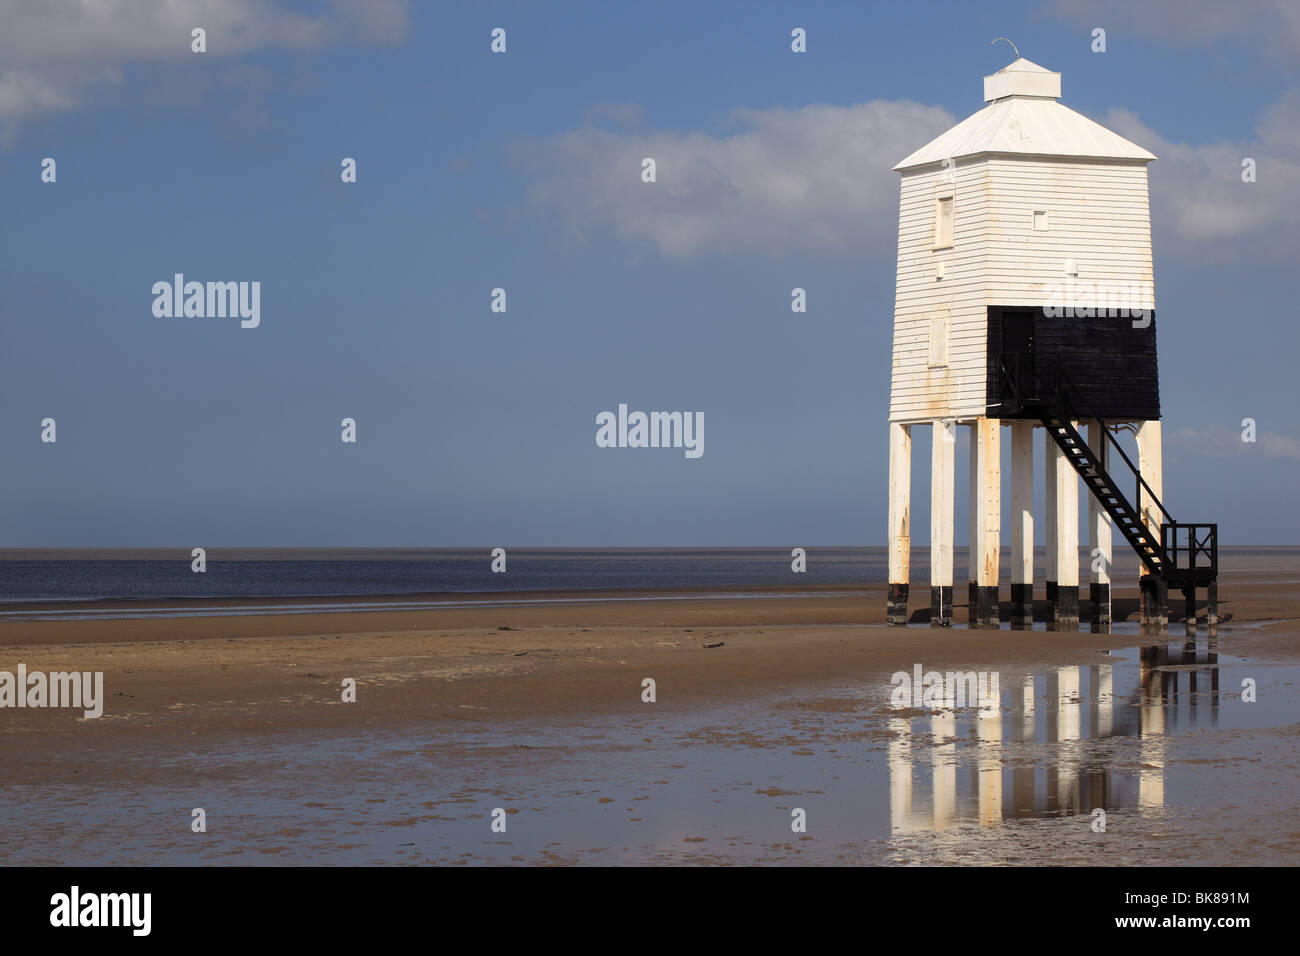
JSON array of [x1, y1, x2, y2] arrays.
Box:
[[884, 56, 1218, 631]]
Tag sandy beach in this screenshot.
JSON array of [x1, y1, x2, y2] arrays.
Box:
[[2, 558, 1298, 865]]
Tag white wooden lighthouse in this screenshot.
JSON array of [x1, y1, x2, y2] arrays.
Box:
[[885, 55, 1218, 631]]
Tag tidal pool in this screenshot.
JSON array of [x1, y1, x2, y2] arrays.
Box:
[[1, 633, 1296, 865]]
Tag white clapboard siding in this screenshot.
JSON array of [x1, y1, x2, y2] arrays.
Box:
[[890, 158, 990, 423], [890, 154, 1156, 424], [984, 158, 1155, 311]]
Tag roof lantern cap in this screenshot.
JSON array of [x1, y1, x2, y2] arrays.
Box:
[[984, 57, 1061, 102]]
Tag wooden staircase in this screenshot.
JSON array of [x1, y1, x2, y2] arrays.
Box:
[[1041, 416, 1165, 576], [998, 357, 1218, 605]]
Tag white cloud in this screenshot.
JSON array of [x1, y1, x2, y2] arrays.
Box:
[[1261, 433, 1300, 460], [1103, 92, 1300, 251], [517, 91, 1300, 260], [0, 0, 409, 126], [513, 99, 955, 259]]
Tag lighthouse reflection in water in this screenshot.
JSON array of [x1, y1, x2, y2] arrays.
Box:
[[887, 642, 1219, 832]]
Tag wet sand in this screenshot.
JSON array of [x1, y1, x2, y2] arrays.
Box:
[[1, 561, 1298, 865]]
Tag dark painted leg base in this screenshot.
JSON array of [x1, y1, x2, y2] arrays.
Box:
[[975, 586, 998, 628], [1090, 582, 1111, 633], [1052, 586, 1079, 631], [1140, 576, 1168, 634], [930, 586, 953, 627], [887, 582, 909, 626], [1010, 582, 1033, 629], [1045, 581, 1058, 628]]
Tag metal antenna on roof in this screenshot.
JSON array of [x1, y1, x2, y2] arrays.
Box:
[[990, 37, 1020, 62]]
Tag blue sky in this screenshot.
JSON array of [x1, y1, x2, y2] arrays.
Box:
[[1, 0, 1298, 547]]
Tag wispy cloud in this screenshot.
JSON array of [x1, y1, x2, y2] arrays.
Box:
[[583, 102, 646, 128], [1168, 423, 1300, 460], [1046, 0, 1300, 258], [512, 99, 955, 259], [0, 0, 410, 129], [1044, 0, 1300, 59]]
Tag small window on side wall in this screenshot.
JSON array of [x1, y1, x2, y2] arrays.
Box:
[[928, 314, 949, 368], [1033, 210, 1049, 231], [933, 196, 954, 249]]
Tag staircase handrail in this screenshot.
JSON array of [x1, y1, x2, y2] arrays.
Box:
[[1050, 366, 1175, 528]]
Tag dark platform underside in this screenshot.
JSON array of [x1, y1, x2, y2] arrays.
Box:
[[986, 306, 1160, 421]]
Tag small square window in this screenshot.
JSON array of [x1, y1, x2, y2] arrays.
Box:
[[1033, 210, 1048, 231], [933, 196, 953, 249]]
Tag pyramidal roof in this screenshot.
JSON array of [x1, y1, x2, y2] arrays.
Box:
[[893, 57, 1156, 171]]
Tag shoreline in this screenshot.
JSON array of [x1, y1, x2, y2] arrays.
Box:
[[0, 572, 1285, 640], [0, 581, 1295, 735], [0, 581, 867, 615]]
